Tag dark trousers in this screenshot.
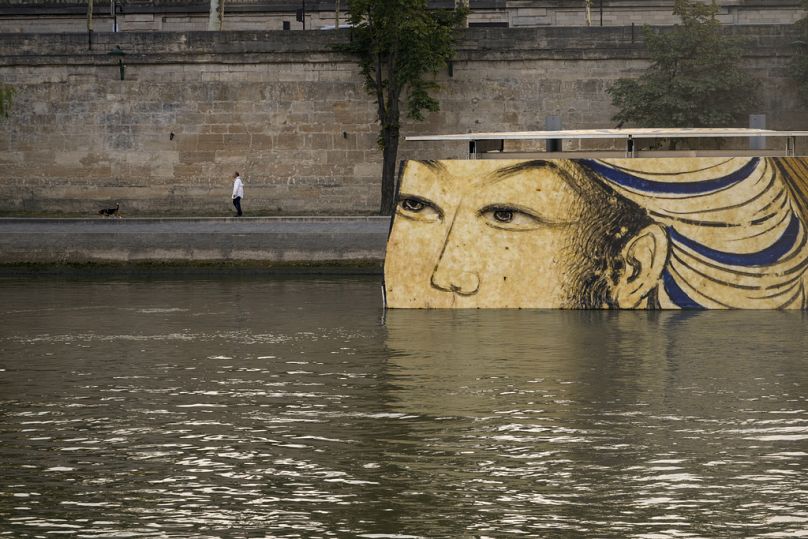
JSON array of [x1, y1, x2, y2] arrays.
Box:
[[233, 196, 242, 216]]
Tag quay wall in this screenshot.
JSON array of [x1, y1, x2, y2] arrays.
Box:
[[0, 217, 390, 267], [0, 26, 806, 216]]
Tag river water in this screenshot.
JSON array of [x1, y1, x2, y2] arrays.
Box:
[[1, 275, 807, 538]]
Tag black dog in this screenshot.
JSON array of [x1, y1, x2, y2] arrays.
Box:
[[98, 203, 120, 217]]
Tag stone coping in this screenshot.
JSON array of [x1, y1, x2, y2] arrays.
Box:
[[0, 216, 391, 223]]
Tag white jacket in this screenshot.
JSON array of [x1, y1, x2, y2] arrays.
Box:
[[232, 176, 244, 199]]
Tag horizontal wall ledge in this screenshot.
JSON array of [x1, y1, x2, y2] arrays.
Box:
[[0, 216, 391, 267]]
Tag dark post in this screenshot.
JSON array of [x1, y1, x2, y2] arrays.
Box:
[[108, 46, 126, 81], [545, 115, 562, 153], [296, 0, 306, 29], [600, 0, 603, 26], [112, 1, 123, 32], [87, 0, 93, 50]]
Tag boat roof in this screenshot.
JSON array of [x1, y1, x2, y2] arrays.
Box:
[[406, 128, 808, 141]]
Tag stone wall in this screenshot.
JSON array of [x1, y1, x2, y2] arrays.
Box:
[[0, 26, 806, 216]]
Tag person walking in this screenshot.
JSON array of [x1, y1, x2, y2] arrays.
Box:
[[231, 171, 244, 216]]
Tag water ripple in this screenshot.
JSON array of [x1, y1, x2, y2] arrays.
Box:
[[1, 277, 807, 537]]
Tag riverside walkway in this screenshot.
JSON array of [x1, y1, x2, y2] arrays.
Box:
[[0, 217, 390, 270]]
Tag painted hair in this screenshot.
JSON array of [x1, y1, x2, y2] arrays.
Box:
[[579, 157, 808, 309]]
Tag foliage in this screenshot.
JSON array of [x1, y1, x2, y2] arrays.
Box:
[[607, 0, 759, 129], [0, 84, 13, 119], [339, 0, 466, 214], [792, 0, 808, 104]]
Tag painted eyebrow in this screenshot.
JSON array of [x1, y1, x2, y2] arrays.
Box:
[[487, 160, 557, 184], [416, 160, 448, 174]]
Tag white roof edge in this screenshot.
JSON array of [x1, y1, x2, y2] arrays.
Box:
[[405, 128, 808, 141]]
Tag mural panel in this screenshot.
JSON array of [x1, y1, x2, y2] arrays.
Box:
[[383, 157, 808, 309]]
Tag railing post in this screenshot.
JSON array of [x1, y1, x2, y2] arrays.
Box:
[[749, 114, 766, 151], [545, 116, 561, 153]]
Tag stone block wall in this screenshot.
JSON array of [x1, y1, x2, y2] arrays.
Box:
[[0, 31, 381, 215], [0, 26, 806, 216]]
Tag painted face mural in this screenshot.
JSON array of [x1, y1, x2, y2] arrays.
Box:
[[383, 157, 808, 309]]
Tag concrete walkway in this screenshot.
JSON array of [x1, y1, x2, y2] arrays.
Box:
[[0, 217, 391, 269]]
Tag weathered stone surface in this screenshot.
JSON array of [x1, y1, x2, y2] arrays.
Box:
[[0, 27, 806, 216]]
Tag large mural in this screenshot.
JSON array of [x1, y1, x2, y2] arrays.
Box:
[[383, 157, 808, 309]]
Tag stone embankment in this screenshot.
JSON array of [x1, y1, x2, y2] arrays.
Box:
[[0, 216, 390, 271], [1, 26, 805, 216]]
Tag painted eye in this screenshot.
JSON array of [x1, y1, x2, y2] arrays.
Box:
[[402, 198, 425, 212], [493, 210, 513, 223], [396, 196, 442, 223], [480, 205, 546, 230]]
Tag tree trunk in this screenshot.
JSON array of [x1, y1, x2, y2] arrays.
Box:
[[380, 126, 400, 215]]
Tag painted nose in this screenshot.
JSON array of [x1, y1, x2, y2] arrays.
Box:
[[431, 267, 480, 296], [430, 212, 480, 296]]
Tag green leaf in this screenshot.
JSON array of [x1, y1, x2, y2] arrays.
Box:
[[336, 0, 466, 147], [0, 84, 14, 119], [607, 0, 760, 130], [790, 0, 808, 105], [335, 0, 467, 213]]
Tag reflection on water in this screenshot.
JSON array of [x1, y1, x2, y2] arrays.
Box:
[[1, 276, 807, 537]]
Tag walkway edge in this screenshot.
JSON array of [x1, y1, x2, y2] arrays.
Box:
[[0, 216, 392, 270]]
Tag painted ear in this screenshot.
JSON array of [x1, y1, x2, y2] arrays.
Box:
[[614, 224, 669, 309]]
